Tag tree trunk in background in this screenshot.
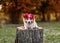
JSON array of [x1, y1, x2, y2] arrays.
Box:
[[9, 7, 20, 24], [55, 12, 58, 21], [47, 14, 50, 21], [9, 0, 20, 24], [41, 14, 45, 21]]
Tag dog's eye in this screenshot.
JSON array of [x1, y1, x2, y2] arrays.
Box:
[[25, 21, 27, 23], [31, 21, 33, 23], [26, 18, 28, 20], [25, 18, 28, 20]]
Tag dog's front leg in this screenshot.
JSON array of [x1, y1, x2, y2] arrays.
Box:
[[24, 23, 28, 29]]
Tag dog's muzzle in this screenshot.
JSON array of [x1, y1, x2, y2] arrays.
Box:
[[28, 21, 31, 24]]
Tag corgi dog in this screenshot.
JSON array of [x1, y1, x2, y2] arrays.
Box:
[[23, 13, 38, 29]]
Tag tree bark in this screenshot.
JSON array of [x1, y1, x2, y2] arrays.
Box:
[[15, 26, 43, 43], [41, 14, 45, 21], [47, 14, 50, 21]]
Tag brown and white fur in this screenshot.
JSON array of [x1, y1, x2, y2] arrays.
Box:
[[23, 14, 38, 29]]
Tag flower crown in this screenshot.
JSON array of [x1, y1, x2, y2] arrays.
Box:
[[23, 13, 34, 19]]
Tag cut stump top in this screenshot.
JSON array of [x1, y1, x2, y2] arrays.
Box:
[[17, 26, 43, 30]]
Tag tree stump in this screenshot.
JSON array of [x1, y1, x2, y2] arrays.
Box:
[[15, 26, 43, 43]]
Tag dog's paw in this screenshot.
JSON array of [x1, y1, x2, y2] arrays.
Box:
[[24, 27, 28, 29]]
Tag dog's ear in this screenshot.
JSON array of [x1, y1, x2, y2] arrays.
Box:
[[23, 17, 25, 21], [23, 14, 25, 22], [34, 15, 36, 18], [33, 15, 35, 21]]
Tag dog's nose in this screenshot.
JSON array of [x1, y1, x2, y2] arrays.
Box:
[[28, 21, 30, 23]]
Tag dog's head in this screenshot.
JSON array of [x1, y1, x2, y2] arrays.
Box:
[[23, 13, 34, 24]]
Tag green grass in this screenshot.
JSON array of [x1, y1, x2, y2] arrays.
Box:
[[0, 27, 16, 43], [0, 22, 60, 43], [39, 22, 60, 43]]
